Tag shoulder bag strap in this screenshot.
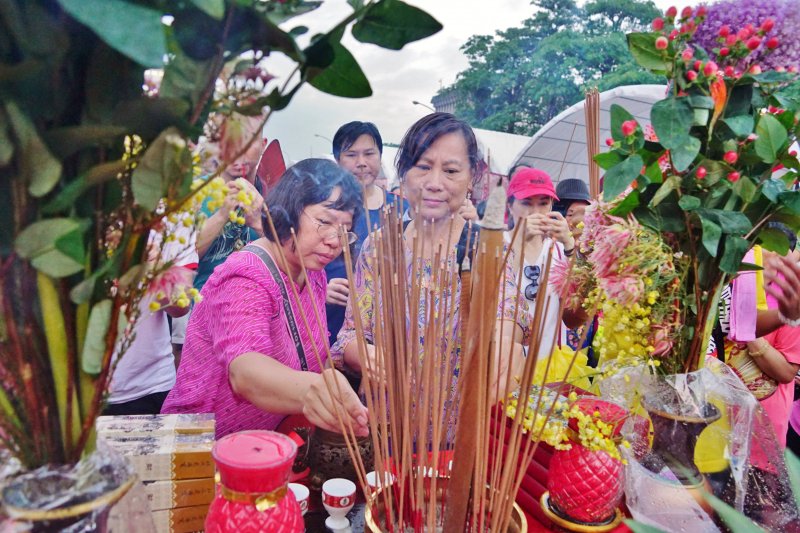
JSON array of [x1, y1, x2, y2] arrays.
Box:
[[243, 245, 309, 371]]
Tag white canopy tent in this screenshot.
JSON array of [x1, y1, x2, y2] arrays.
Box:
[[510, 84, 668, 185]]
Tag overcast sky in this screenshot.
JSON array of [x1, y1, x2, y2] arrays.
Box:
[[264, 0, 694, 164]]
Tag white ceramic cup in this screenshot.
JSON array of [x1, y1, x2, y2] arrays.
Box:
[[322, 478, 356, 530], [365, 471, 396, 492], [288, 482, 310, 516]]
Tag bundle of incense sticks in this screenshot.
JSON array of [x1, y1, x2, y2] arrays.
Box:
[[261, 178, 594, 531], [585, 87, 601, 199]]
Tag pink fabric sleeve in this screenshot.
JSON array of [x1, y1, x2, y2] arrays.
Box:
[[210, 272, 281, 369], [729, 249, 757, 342]]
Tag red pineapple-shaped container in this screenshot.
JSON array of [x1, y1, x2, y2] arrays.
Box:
[[206, 431, 304, 533], [543, 398, 627, 530]]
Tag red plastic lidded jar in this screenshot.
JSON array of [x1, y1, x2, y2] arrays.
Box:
[[205, 430, 304, 533]]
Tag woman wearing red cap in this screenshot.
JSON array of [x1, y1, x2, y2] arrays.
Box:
[[505, 167, 582, 362]]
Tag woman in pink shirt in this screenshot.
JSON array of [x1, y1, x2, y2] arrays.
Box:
[[162, 159, 369, 439]]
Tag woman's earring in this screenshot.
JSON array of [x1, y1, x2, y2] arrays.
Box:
[[466, 190, 472, 201]]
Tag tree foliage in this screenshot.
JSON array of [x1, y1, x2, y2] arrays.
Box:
[[446, 0, 663, 135]]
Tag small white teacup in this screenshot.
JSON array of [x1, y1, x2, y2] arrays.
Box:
[[288, 482, 309, 516]]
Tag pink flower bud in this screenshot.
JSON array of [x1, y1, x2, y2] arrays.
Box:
[[723, 151, 738, 164], [704, 61, 719, 77], [693, 60, 703, 71], [718, 25, 731, 38], [766, 37, 779, 50], [605, 138, 614, 146], [682, 48, 694, 61], [666, 6, 678, 18], [725, 34, 738, 47], [655, 36, 669, 50], [724, 65, 736, 77], [747, 37, 761, 50], [776, 66, 786, 72], [621, 120, 638, 137], [750, 64, 762, 74], [696, 6, 707, 17], [681, 7, 692, 18], [652, 17, 664, 31], [696, 166, 707, 179], [761, 19, 775, 33], [789, 65, 799, 73], [668, 29, 679, 41], [686, 70, 698, 82], [727, 171, 740, 182]]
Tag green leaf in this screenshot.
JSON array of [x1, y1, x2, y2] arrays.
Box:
[[4, 101, 62, 197], [786, 449, 800, 509], [307, 42, 372, 98], [678, 195, 701, 211], [131, 127, 184, 210], [610, 189, 640, 217], [650, 97, 694, 150], [696, 209, 752, 235], [754, 113, 789, 164], [188, 0, 225, 19], [14, 218, 88, 277], [732, 176, 757, 202], [58, 0, 167, 68], [719, 236, 751, 274], [81, 299, 112, 375], [42, 125, 126, 160], [757, 228, 791, 256], [761, 178, 786, 202], [779, 190, 800, 214], [602, 155, 643, 201], [352, 0, 442, 50], [702, 492, 765, 532], [670, 136, 701, 172], [42, 160, 127, 214], [650, 174, 681, 207], [54, 229, 86, 264], [594, 151, 623, 170], [722, 115, 754, 138], [627, 32, 669, 73], [699, 217, 722, 256], [751, 71, 798, 84], [623, 520, 668, 533], [158, 51, 217, 111], [610, 104, 635, 142], [643, 159, 664, 185]]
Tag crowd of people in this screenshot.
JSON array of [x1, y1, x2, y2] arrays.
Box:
[[105, 111, 800, 463]]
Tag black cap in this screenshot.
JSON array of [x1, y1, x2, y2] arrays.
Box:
[[555, 179, 591, 203]]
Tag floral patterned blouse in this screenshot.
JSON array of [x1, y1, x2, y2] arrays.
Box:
[[330, 226, 529, 396]]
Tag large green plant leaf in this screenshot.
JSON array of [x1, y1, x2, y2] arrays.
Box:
[[627, 32, 669, 73], [188, 0, 225, 19], [14, 218, 89, 277], [610, 104, 636, 142], [131, 127, 184, 210], [699, 216, 722, 256], [761, 178, 786, 202], [650, 174, 680, 207], [352, 0, 442, 50], [754, 113, 789, 164], [81, 300, 112, 375], [43, 125, 126, 159], [781, 190, 800, 215], [58, 0, 167, 68], [670, 136, 701, 172], [757, 228, 791, 255], [595, 151, 623, 170], [602, 155, 643, 201], [695, 209, 752, 235], [722, 115, 754, 138], [610, 189, 641, 217], [719, 235, 750, 274], [651, 97, 694, 150], [159, 50, 217, 111], [4, 101, 62, 197], [307, 41, 372, 98]]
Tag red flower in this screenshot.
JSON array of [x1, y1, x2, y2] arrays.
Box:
[[682, 48, 694, 61], [621, 120, 638, 137], [686, 70, 698, 82], [703, 61, 718, 77], [750, 64, 762, 74], [761, 19, 775, 33], [605, 138, 614, 147], [696, 166, 707, 179], [696, 6, 707, 17], [693, 60, 703, 71], [668, 29, 679, 41], [746, 37, 761, 51], [766, 37, 779, 50], [681, 6, 692, 19], [652, 17, 664, 31], [724, 65, 736, 77], [723, 151, 738, 164], [727, 172, 740, 183], [655, 36, 669, 50], [665, 6, 677, 18], [718, 25, 731, 38], [719, 47, 730, 57], [725, 34, 738, 47], [789, 66, 799, 73]]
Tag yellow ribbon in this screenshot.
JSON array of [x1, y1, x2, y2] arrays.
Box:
[[219, 484, 288, 512]]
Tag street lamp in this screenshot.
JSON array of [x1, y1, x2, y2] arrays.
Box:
[[314, 133, 332, 143], [412, 100, 434, 112]]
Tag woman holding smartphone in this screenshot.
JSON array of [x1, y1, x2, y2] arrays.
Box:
[[505, 167, 582, 361]]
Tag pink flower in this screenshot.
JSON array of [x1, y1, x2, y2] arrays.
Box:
[[148, 265, 195, 301]]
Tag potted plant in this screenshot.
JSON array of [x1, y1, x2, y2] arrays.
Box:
[[0, 0, 441, 529]]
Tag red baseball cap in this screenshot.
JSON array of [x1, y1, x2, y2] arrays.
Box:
[[507, 167, 558, 201]]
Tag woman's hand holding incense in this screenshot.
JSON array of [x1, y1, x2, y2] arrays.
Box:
[[304, 368, 369, 437]]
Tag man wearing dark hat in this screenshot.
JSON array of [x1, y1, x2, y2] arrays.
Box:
[[554, 179, 592, 239]]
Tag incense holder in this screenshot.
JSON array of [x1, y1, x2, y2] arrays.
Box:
[[307, 427, 374, 489]]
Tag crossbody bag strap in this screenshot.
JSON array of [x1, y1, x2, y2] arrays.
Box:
[[243, 245, 308, 372]]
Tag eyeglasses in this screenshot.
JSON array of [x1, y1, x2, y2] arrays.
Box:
[[523, 264, 541, 301], [303, 212, 358, 245]]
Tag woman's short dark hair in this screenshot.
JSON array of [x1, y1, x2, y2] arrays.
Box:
[[263, 159, 363, 244], [395, 113, 480, 181], [332, 121, 383, 161]]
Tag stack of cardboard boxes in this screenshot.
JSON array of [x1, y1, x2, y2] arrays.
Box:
[[97, 414, 216, 533]]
